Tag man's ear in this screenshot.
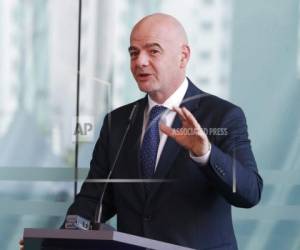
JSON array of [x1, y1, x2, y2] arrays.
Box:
[[180, 44, 190, 68]]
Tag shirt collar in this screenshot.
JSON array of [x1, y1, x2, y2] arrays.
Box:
[[147, 77, 188, 113]]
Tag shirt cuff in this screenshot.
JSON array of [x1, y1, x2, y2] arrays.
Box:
[[189, 144, 211, 165]]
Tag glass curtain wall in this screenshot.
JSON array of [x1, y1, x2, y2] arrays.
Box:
[[0, 0, 299, 249]]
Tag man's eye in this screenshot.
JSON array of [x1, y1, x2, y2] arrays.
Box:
[[129, 51, 138, 57], [150, 50, 159, 55]]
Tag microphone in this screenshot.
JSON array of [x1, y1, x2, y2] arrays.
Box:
[[64, 104, 139, 231], [92, 103, 139, 230], [65, 215, 90, 230]]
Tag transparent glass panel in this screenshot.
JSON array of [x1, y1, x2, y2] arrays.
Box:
[[1, 0, 300, 249]]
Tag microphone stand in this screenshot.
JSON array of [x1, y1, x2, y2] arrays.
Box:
[[92, 104, 139, 230]]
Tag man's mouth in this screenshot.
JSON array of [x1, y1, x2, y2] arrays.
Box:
[[137, 73, 152, 78], [138, 73, 151, 77]]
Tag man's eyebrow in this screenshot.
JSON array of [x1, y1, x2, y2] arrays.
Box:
[[128, 46, 138, 52], [128, 43, 163, 52], [144, 43, 163, 50]]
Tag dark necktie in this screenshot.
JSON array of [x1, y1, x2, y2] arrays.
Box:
[[140, 105, 166, 180]]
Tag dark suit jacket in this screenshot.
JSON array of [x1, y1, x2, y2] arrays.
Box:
[[66, 79, 263, 250]]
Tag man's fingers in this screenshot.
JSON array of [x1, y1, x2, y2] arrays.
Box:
[[19, 239, 24, 250], [181, 107, 208, 138], [160, 123, 175, 139], [172, 106, 187, 122], [182, 107, 200, 128], [173, 106, 196, 128]]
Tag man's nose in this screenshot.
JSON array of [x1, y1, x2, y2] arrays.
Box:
[[136, 52, 149, 67]]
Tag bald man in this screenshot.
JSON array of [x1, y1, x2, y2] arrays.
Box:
[[64, 13, 263, 250]]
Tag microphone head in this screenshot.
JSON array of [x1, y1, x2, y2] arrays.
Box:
[[128, 103, 139, 124], [65, 215, 90, 230]]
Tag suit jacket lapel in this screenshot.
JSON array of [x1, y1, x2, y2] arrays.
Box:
[[122, 97, 148, 202], [147, 80, 203, 201]]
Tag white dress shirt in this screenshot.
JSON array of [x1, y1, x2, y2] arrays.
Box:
[[141, 78, 211, 170]]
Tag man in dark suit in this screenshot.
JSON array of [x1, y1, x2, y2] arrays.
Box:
[[65, 13, 263, 250]]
